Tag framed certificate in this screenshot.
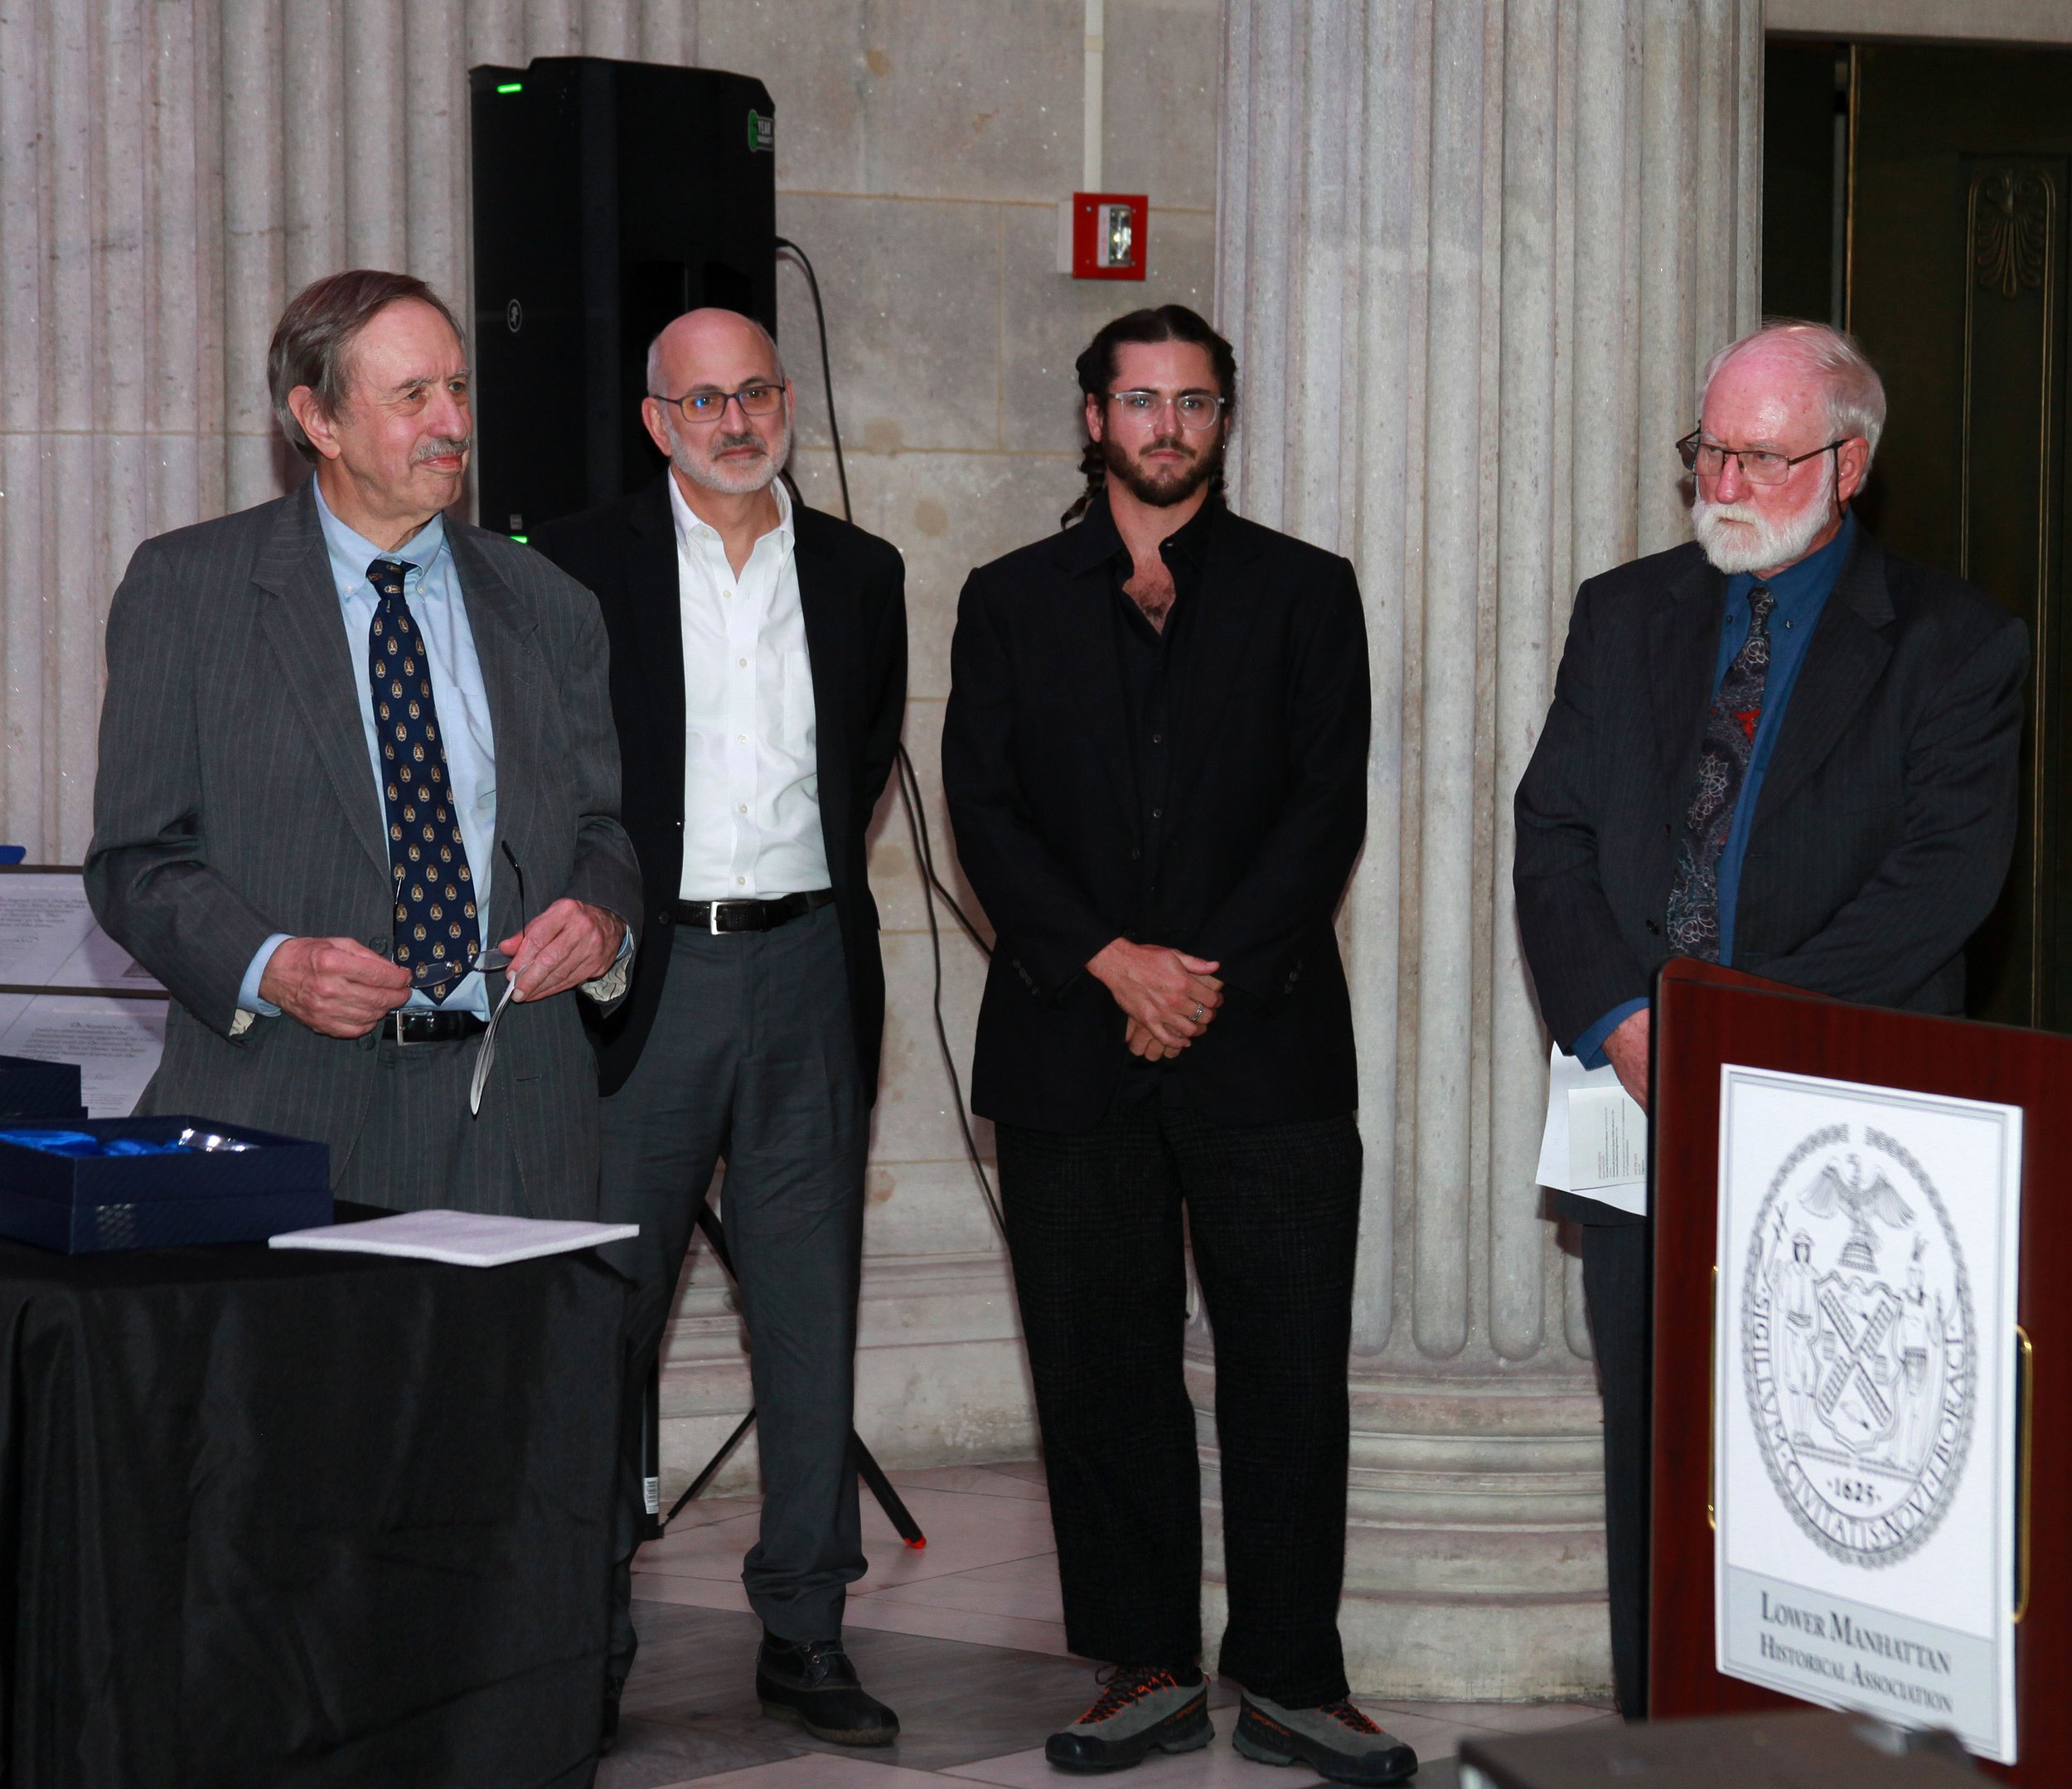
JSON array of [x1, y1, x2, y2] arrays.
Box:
[[0, 866, 167, 1118], [0, 865, 163, 994]]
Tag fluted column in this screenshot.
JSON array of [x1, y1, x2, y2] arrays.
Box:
[[1207, 0, 1760, 1699], [0, 0, 702, 858]]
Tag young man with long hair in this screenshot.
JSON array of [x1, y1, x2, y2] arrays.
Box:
[[943, 306, 1412, 1784]]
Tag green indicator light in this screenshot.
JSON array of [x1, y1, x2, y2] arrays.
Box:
[[496, 82, 523, 95], [510, 533, 529, 543]]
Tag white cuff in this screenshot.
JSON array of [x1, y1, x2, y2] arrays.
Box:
[[580, 924, 634, 1003]]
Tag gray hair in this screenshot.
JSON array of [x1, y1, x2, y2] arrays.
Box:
[[1699, 319, 1887, 471], [267, 269, 465, 463], [645, 312, 784, 396]]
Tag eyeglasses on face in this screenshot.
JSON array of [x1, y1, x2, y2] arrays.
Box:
[[1677, 429, 1847, 487], [1104, 389, 1228, 433], [650, 382, 786, 426]]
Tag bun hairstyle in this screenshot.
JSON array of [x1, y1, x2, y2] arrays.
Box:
[[1063, 304, 1238, 528]]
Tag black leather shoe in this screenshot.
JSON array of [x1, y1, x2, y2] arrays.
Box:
[[599, 1681, 622, 1755], [755, 1632, 900, 1745]]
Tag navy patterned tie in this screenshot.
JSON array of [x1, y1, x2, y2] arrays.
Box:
[[367, 557, 480, 1002], [1664, 583, 1775, 962]]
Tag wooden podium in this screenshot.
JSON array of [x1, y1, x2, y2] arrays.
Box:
[[1648, 959, 2068, 1782]]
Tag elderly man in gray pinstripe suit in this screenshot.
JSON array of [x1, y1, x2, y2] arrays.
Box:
[[85, 269, 640, 1216]]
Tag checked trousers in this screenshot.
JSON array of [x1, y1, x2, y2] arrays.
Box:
[[995, 1088, 1363, 1707]]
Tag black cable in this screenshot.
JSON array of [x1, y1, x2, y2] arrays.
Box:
[[896, 744, 991, 962], [774, 238, 851, 525], [895, 745, 1005, 1238], [778, 235, 1004, 1240]]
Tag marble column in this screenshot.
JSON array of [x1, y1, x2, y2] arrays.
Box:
[[1207, 0, 1760, 1699], [0, 0, 701, 862]]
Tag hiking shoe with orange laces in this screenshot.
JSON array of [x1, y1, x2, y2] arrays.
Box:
[[1043, 1665, 1213, 1772], [1232, 1691, 1418, 1784]]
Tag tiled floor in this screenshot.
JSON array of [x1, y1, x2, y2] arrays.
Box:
[[602, 1463, 1617, 1787]]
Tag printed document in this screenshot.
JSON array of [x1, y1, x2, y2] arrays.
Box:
[[1536, 1044, 1648, 1214]]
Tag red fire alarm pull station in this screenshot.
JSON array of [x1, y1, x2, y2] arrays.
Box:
[[1070, 192, 1148, 280]]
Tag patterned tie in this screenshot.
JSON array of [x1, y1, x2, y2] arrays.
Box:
[[367, 557, 480, 1002], [1664, 583, 1775, 962]]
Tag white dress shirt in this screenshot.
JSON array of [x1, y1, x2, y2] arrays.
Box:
[[668, 473, 830, 899]]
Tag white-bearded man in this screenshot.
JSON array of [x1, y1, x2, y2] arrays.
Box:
[[1513, 320, 2026, 1716]]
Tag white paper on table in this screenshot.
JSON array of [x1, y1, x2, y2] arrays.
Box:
[[0, 868, 162, 993], [270, 1208, 640, 1267], [1536, 1044, 1648, 1214], [0, 991, 169, 1117]]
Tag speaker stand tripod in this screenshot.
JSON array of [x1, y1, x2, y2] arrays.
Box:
[[646, 1198, 925, 1549]]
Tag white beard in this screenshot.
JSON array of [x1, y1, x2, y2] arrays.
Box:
[[665, 407, 791, 497], [1691, 458, 1835, 575]]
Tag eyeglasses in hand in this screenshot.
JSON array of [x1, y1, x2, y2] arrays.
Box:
[[470, 841, 526, 1118]]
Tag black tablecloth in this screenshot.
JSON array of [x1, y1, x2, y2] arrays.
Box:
[[0, 1224, 626, 1788]]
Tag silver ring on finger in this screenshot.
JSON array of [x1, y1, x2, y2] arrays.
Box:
[[1192, 1001, 1205, 1023]]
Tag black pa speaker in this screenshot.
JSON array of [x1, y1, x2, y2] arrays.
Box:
[[469, 56, 777, 538]]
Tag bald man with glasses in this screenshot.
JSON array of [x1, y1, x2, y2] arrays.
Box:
[[532, 308, 907, 1750], [1514, 319, 2026, 1717]]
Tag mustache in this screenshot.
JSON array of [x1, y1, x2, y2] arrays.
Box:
[[413, 436, 470, 463], [1139, 434, 1196, 461], [710, 431, 767, 456]]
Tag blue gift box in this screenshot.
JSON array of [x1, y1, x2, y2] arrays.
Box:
[[0, 1054, 85, 1127], [0, 1116, 331, 1253]]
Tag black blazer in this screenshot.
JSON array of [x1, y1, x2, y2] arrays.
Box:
[[1513, 529, 2027, 1053], [942, 498, 1370, 1132], [532, 475, 908, 1098]]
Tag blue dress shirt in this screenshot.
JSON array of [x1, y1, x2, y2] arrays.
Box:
[[1571, 512, 1858, 1068], [240, 484, 498, 1020]]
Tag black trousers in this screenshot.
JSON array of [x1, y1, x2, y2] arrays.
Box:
[[995, 1089, 1363, 1707], [1579, 1218, 1651, 1719]]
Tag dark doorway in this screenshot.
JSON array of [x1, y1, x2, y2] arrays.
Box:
[[1765, 36, 2072, 1030]]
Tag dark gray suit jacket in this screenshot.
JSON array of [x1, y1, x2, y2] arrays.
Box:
[[1515, 528, 2026, 1054], [84, 480, 641, 1216]]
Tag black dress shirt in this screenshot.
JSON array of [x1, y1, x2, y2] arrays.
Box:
[[1106, 497, 1217, 1098]]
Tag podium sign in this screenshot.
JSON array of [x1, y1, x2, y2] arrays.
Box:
[[1648, 961, 2071, 1783], [1714, 1065, 2022, 1762]]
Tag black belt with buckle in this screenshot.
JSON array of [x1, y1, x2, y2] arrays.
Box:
[[670, 889, 837, 934], [381, 1008, 490, 1045]]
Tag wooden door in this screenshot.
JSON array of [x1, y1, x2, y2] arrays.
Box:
[[1837, 46, 2072, 1030]]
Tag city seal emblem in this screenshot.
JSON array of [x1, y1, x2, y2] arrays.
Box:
[[1740, 1121, 1975, 1567]]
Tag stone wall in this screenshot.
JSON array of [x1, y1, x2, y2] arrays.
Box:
[[661, 0, 1224, 1492], [0, 0, 1218, 1491]]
